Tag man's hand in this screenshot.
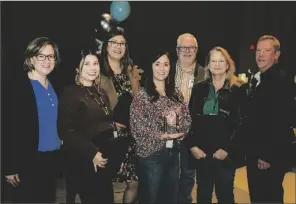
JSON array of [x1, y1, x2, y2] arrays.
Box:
[[213, 149, 228, 160], [5, 174, 20, 187], [258, 158, 271, 170]]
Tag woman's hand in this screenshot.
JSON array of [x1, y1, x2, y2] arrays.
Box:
[[5, 174, 20, 187], [129, 65, 144, 81], [93, 152, 108, 172], [160, 133, 184, 140], [115, 122, 126, 130], [190, 146, 207, 159], [213, 149, 228, 160]]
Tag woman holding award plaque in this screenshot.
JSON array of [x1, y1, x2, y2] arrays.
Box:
[[184, 46, 246, 203], [130, 50, 191, 203]]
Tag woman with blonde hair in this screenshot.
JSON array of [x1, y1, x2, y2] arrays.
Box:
[[184, 46, 246, 203], [58, 46, 117, 203]]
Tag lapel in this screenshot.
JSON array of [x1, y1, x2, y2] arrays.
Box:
[[99, 74, 118, 111]]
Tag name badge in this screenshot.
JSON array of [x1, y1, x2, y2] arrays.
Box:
[[113, 131, 118, 138], [166, 140, 173, 148], [189, 79, 194, 88]]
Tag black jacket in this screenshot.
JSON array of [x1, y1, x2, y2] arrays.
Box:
[[184, 79, 245, 158], [3, 72, 59, 175], [240, 65, 295, 169]]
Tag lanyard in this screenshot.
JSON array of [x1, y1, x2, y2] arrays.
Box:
[[85, 87, 110, 115], [85, 86, 118, 137]]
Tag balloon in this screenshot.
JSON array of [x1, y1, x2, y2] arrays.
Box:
[[98, 13, 118, 32], [110, 1, 131, 22]]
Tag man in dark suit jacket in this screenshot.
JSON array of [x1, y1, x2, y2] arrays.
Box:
[[172, 33, 205, 203], [242, 35, 295, 203]]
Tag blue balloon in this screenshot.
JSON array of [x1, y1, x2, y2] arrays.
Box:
[[110, 1, 131, 22]]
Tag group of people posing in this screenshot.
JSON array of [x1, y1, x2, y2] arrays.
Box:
[[3, 28, 296, 204]]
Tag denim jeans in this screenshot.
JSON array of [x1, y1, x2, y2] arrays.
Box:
[[178, 141, 196, 203], [137, 146, 179, 203], [195, 157, 235, 204]]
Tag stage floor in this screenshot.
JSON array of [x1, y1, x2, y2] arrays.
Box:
[[55, 167, 296, 203], [192, 167, 296, 203]]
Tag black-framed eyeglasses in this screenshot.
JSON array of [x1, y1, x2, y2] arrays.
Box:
[[177, 46, 197, 52], [35, 54, 56, 61], [108, 41, 127, 48]]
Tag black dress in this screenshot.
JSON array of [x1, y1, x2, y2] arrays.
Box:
[[111, 73, 138, 183]]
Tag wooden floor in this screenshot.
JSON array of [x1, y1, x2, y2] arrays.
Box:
[[192, 167, 296, 203], [55, 167, 296, 203]]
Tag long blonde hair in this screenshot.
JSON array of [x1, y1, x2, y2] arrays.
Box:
[[204, 46, 236, 85]]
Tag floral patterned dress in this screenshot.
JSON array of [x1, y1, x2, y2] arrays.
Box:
[[111, 73, 138, 183]]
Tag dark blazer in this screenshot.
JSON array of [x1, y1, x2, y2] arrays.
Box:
[[241, 65, 295, 170], [184, 79, 245, 153], [3, 72, 59, 175]]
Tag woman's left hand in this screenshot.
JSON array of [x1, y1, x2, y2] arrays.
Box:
[[115, 122, 126, 130], [213, 149, 228, 160]]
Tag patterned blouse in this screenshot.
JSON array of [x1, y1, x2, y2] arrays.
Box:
[[130, 87, 192, 158], [111, 73, 132, 97]]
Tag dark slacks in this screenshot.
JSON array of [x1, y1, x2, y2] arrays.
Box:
[[137, 147, 179, 203], [12, 150, 60, 203], [178, 141, 196, 203], [246, 158, 286, 203], [64, 155, 114, 204], [195, 157, 235, 204]]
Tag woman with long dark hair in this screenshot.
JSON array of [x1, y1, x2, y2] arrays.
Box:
[[99, 27, 142, 203], [130, 50, 191, 203]]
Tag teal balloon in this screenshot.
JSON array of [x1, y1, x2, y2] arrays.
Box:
[[110, 1, 131, 22]]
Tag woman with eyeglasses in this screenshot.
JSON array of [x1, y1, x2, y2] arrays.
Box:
[[3, 37, 62, 203], [99, 27, 143, 203]]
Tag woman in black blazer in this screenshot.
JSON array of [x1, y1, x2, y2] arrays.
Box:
[[3, 37, 62, 203]]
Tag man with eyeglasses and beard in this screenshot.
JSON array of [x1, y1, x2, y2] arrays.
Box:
[[172, 33, 205, 203]]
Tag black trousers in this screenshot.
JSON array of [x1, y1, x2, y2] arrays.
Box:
[[195, 157, 235, 204], [246, 158, 286, 203], [64, 158, 114, 204], [11, 150, 60, 203]]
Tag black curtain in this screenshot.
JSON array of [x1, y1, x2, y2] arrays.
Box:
[[1, 1, 295, 98]]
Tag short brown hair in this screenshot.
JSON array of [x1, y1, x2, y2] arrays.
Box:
[[23, 37, 61, 72], [257, 35, 280, 52]]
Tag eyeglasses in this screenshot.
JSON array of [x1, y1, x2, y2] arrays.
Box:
[[177, 46, 197, 52], [35, 54, 56, 61], [108, 41, 126, 48]]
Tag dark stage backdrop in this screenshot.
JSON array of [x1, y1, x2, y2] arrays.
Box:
[[1, 1, 296, 95]]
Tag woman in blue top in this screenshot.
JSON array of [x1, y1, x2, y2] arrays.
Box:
[[4, 37, 62, 203]]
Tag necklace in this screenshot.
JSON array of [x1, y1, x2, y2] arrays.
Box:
[[85, 86, 110, 115]]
